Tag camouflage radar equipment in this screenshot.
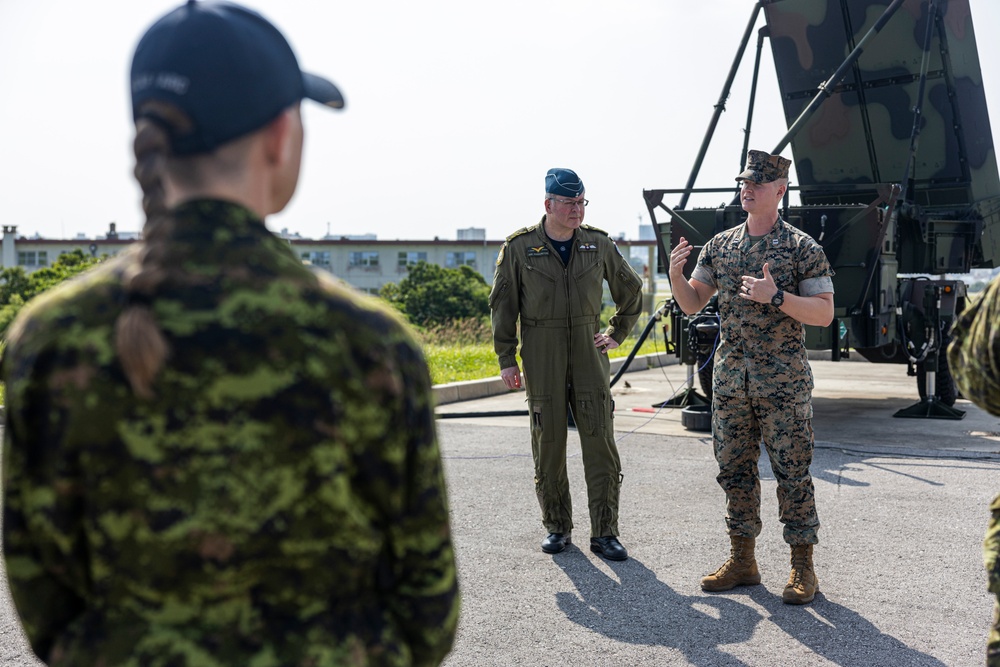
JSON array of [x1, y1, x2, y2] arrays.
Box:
[[645, 0, 1000, 422]]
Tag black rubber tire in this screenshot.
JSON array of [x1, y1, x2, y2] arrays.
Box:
[[681, 405, 712, 432]]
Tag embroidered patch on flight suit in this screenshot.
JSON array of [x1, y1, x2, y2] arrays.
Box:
[[496, 245, 506, 265], [578, 242, 598, 252], [526, 245, 550, 257]]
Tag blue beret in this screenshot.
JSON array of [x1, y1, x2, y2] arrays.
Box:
[[545, 168, 584, 197]]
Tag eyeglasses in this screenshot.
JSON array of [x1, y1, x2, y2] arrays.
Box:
[[548, 197, 589, 208]]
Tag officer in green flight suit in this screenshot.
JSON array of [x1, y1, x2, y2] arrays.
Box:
[[490, 168, 643, 561]]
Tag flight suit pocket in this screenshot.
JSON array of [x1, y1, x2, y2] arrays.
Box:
[[489, 275, 510, 309], [616, 263, 642, 294], [573, 391, 608, 436], [529, 396, 554, 444]]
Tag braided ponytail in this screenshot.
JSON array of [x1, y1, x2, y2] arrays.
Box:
[[115, 103, 191, 399]]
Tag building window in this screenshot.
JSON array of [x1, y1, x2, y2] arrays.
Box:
[[445, 251, 477, 269], [17, 251, 47, 267], [397, 251, 427, 269], [300, 251, 331, 268], [349, 251, 380, 268]]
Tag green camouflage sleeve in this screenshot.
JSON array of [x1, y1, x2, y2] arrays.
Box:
[[987, 495, 1000, 595], [948, 277, 1000, 416], [376, 328, 461, 665], [988, 495, 1000, 664], [2, 314, 89, 659]]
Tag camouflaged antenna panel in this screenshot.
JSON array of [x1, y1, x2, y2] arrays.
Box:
[[763, 0, 999, 207]]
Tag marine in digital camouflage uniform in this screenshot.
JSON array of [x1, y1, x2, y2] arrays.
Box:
[[669, 150, 835, 605], [1, 4, 458, 666], [490, 168, 643, 562], [947, 276, 1000, 665]]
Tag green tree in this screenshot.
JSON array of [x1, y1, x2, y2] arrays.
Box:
[[0, 267, 30, 306], [380, 261, 490, 327], [0, 249, 103, 336]]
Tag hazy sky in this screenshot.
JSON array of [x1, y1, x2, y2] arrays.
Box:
[[2, 0, 998, 242]]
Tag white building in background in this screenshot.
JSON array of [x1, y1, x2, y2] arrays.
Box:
[[456, 227, 486, 241], [0, 224, 658, 297]]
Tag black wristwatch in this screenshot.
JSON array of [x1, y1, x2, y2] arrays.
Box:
[[771, 289, 785, 307]]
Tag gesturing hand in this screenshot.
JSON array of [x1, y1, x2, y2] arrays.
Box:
[[669, 237, 692, 280], [739, 262, 779, 303]]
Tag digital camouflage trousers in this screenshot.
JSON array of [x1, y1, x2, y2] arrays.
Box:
[[712, 391, 819, 545]]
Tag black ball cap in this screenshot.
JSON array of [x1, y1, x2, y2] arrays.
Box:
[[130, 0, 345, 155]]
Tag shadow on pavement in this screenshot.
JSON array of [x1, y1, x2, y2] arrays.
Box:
[[554, 548, 944, 666], [554, 550, 761, 666], [745, 586, 946, 666]]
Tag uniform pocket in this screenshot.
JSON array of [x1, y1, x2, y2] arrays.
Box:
[[573, 390, 608, 436], [616, 262, 642, 294], [574, 259, 602, 281], [525, 263, 558, 283], [529, 395, 554, 444], [488, 275, 510, 309], [794, 401, 813, 420]]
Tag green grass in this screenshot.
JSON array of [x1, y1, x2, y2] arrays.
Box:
[[424, 343, 498, 385], [426, 337, 669, 385]]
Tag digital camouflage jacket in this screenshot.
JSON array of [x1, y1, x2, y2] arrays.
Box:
[[2, 200, 459, 667], [692, 217, 834, 400]]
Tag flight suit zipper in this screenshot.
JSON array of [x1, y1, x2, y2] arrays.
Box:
[[564, 239, 574, 378]]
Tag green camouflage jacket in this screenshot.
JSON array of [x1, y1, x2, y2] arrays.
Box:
[[692, 218, 834, 399], [948, 280, 1000, 595], [988, 495, 1000, 596], [949, 276, 1000, 417], [2, 200, 459, 667], [489, 217, 643, 370]]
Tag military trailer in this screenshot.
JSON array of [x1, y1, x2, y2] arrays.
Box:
[[644, 0, 1000, 422]]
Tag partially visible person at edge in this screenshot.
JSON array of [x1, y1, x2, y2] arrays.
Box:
[[0, 2, 459, 665], [947, 280, 1000, 666], [489, 168, 643, 562], [668, 150, 835, 605]]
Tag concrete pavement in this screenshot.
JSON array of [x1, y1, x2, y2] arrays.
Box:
[[0, 354, 996, 665], [437, 354, 1000, 666]]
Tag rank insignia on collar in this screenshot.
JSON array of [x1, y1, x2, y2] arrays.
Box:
[[526, 245, 550, 257], [772, 238, 780, 246], [578, 242, 598, 252]]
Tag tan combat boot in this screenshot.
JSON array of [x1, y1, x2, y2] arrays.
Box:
[[701, 536, 762, 592], [782, 544, 818, 604]]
